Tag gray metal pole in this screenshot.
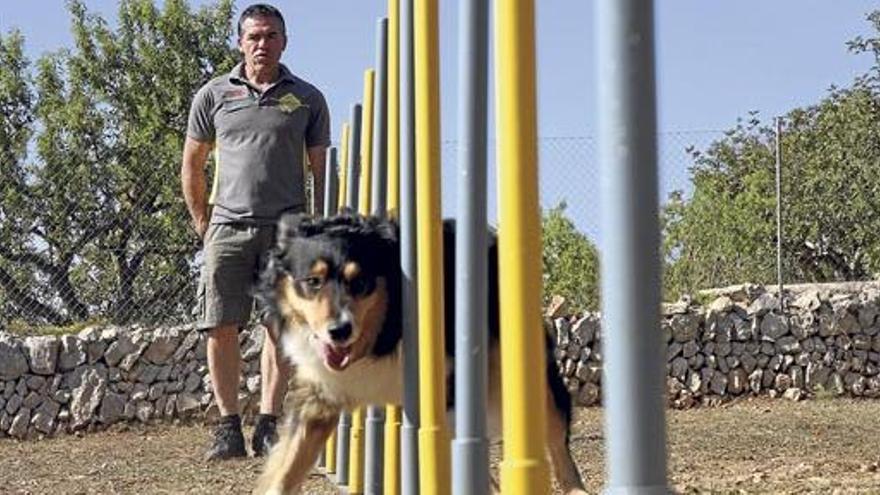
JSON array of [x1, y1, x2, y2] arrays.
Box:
[[346, 103, 364, 210], [364, 406, 385, 494], [399, 0, 420, 493], [365, 17, 390, 495], [597, 1, 669, 493], [371, 18, 390, 218], [319, 147, 338, 474], [337, 411, 352, 485], [324, 146, 339, 217], [337, 105, 363, 487], [775, 117, 784, 312], [452, 0, 489, 493]]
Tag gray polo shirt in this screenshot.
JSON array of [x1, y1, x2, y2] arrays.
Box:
[[187, 63, 330, 224]]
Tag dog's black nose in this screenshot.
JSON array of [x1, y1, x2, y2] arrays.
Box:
[[328, 322, 352, 342]]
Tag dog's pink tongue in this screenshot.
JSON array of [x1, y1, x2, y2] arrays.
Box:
[[324, 345, 350, 371]]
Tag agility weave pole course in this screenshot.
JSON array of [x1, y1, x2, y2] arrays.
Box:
[[313, 0, 668, 493], [0, 0, 670, 492]]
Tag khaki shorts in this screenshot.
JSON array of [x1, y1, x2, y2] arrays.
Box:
[[197, 223, 277, 330]]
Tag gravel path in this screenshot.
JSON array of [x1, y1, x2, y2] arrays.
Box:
[[3, 398, 880, 494]]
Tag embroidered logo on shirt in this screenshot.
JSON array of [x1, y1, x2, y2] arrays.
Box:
[[277, 93, 308, 113]]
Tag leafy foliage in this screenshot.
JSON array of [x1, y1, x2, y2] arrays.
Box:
[[0, 0, 237, 325], [542, 202, 600, 312], [662, 10, 880, 299]]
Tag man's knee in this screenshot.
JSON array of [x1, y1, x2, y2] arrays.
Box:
[[208, 324, 240, 347]]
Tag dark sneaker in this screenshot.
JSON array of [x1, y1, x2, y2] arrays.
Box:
[[205, 415, 246, 461], [251, 414, 279, 457]]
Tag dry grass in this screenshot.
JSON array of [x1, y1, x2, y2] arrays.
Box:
[[2, 398, 880, 494]]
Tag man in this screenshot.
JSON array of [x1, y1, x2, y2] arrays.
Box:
[[181, 3, 329, 460]]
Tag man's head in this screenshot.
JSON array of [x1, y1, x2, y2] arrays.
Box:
[[237, 4, 287, 73]]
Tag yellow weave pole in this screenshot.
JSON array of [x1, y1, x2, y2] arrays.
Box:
[[384, 2, 402, 495], [386, 0, 401, 218], [359, 69, 376, 215], [415, 0, 450, 494], [338, 122, 351, 211], [325, 430, 337, 475], [349, 407, 365, 494], [384, 405, 401, 495], [495, 0, 550, 493]]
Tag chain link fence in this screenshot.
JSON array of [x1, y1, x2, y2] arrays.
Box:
[[0, 131, 722, 330], [439, 131, 722, 241]]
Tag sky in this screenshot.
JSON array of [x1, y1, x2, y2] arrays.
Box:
[[2, 1, 875, 135], [1, 1, 877, 237]]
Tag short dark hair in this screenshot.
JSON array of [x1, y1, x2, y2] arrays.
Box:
[[237, 4, 286, 38]]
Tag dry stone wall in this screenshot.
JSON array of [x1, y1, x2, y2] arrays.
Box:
[[552, 284, 880, 408], [3, 282, 879, 438], [0, 324, 267, 439]]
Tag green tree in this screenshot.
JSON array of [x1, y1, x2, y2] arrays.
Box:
[[0, 0, 237, 326], [663, 10, 880, 299], [542, 202, 600, 312]]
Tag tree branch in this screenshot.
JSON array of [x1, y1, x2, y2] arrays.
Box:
[[0, 266, 68, 325]]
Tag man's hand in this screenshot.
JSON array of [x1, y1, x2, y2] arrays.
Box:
[[193, 216, 209, 240]]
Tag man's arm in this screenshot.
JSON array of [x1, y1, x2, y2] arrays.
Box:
[[308, 145, 327, 217], [181, 136, 214, 238]]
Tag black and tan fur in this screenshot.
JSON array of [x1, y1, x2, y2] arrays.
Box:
[[253, 212, 586, 494]]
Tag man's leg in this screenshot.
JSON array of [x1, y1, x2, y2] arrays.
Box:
[[253, 324, 292, 456], [204, 323, 247, 460], [200, 223, 256, 459], [260, 324, 291, 415], [208, 323, 243, 416]]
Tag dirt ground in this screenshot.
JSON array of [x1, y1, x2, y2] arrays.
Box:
[[2, 398, 880, 494]]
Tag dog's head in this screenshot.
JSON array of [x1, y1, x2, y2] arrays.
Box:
[[260, 212, 401, 373]]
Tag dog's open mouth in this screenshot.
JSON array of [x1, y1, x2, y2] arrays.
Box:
[[321, 343, 352, 371]]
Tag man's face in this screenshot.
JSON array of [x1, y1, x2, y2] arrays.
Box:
[[238, 15, 286, 72]]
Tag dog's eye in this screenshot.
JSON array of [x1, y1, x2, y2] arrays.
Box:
[[297, 276, 324, 293]]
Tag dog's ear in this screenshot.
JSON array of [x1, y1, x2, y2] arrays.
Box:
[[374, 217, 399, 245], [277, 213, 312, 244]]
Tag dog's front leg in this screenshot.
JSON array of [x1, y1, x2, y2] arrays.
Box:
[[254, 413, 339, 495], [546, 394, 587, 495]]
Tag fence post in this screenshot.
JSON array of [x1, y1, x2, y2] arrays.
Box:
[[775, 116, 784, 311]]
